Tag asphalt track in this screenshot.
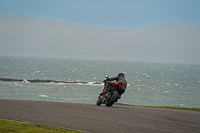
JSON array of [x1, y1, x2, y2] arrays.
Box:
[[0, 99, 200, 133]]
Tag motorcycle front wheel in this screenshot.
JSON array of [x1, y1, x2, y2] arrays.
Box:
[[96, 98, 102, 106], [106, 90, 119, 107]]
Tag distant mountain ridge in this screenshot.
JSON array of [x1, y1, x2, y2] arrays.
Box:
[[0, 15, 200, 63]]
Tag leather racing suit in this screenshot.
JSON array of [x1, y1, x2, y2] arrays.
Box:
[[107, 75, 127, 95]]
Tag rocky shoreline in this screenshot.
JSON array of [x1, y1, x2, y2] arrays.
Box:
[[0, 78, 101, 85]]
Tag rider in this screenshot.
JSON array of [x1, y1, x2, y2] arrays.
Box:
[[104, 73, 127, 98]]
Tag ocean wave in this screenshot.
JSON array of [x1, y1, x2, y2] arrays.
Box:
[[163, 91, 170, 94], [39, 95, 48, 98]]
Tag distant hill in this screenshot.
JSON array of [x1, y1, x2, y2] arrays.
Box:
[[0, 15, 200, 63]]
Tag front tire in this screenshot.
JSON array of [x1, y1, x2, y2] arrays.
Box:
[[106, 90, 119, 107], [96, 98, 101, 106]]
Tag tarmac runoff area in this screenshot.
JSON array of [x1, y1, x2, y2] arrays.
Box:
[[0, 99, 200, 133]]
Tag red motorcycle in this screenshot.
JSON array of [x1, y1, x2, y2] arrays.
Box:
[[96, 75, 123, 107]]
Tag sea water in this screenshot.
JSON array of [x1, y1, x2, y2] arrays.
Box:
[[0, 56, 200, 108]]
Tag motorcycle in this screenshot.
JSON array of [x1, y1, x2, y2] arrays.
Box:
[[96, 75, 124, 107]]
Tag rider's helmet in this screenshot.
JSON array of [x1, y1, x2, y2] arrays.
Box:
[[118, 73, 125, 77]]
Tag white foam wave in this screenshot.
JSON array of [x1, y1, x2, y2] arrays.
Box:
[[77, 82, 103, 86], [39, 95, 48, 98], [22, 79, 30, 83], [163, 91, 169, 94], [10, 82, 24, 86]]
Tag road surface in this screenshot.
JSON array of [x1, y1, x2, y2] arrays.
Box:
[[0, 99, 200, 133]]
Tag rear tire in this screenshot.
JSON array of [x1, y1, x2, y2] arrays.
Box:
[[106, 90, 119, 107]]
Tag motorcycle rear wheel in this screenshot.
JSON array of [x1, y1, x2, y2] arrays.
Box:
[[106, 90, 119, 107]]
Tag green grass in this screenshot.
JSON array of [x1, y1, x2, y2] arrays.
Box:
[[0, 119, 80, 133], [137, 106, 200, 111]]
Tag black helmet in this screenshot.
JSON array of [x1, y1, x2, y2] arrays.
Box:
[[118, 73, 125, 77]]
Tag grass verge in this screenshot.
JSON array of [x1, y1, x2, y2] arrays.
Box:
[[137, 106, 200, 111], [0, 119, 80, 133]]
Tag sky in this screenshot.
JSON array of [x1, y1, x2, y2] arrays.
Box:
[[0, 0, 200, 63], [0, 0, 200, 31]]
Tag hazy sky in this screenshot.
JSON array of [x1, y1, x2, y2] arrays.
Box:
[[0, 0, 200, 31], [0, 0, 200, 63]]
